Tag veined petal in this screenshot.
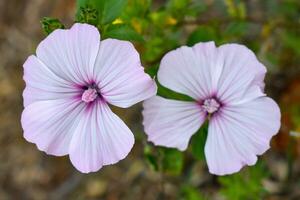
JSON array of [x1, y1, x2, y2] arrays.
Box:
[[158, 42, 220, 100], [143, 96, 206, 151], [216, 44, 267, 104], [21, 99, 85, 156], [36, 23, 100, 85], [205, 97, 280, 175], [69, 102, 134, 173], [23, 55, 79, 107], [94, 39, 157, 108]]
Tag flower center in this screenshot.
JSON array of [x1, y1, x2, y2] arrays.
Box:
[[202, 98, 220, 114], [81, 88, 98, 103]]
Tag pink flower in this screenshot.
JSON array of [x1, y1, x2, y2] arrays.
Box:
[[21, 23, 157, 173], [142, 42, 281, 175]]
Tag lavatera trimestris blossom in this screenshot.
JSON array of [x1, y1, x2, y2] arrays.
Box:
[[142, 42, 281, 176], [21, 23, 157, 173]]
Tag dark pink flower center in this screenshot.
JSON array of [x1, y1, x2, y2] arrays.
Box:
[[82, 88, 98, 103], [202, 98, 220, 114]]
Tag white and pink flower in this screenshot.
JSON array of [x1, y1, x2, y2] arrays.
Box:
[[21, 23, 157, 173], [142, 42, 281, 175]]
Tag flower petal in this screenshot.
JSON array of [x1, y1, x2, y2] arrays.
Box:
[[69, 102, 134, 173], [94, 39, 157, 108], [205, 97, 280, 175], [21, 99, 85, 156], [158, 42, 220, 100], [143, 96, 206, 151], [36, 23, 100, 85], [23, 55, 79, 107], [216, 44, 267, 104]]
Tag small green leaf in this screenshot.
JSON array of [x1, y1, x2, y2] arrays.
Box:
[[122, 0, 151, 18], [144, 145, 159, 171], [40, 17, 65, 35], [101, 0, 128, 24], [103, 24, 144, 42], [218, 161, 269, 200], [180, 185, 206, 200], [161, 148, 184, 176], [190, 122, 208, 160], [142, 37, 165, 62], [145, 65, 159, 78], [144, 146, 183, 176]]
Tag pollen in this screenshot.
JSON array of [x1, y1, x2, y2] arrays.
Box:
[[82, 88, 98, 103], [202, 98, 220, 114]]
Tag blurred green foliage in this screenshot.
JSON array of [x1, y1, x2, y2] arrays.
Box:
[[144, 145, 184, 176], [190, 122, 208, 161], [180, 185, 207, 200], [218, 162, 269, 200]]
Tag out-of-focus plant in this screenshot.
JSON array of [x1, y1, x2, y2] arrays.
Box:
[[144, 145, 184, 176], [218, 162, 269, 200], [180, 185, 207, 200]]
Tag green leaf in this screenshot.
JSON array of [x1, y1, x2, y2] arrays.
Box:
[[190, 122, 208, 160], [144, 146, 183, 176], [180, 185, 206, 200], [103, 24, 144, 42], [145, 65, 159, 78], [144, 145, 159, 171], [187, 26, 218, 46], [156, 79, 195, 102], [101, 0, 128, 24], [218, 161, 269, 200], [76, 0, 128, 25], [40, 17, 65, 35], [122, 0, 152, 18], [142, 37, 165, 62], [161, 148, 184, 176]]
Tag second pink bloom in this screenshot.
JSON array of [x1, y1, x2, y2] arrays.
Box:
[[143, 42, 281, 175]]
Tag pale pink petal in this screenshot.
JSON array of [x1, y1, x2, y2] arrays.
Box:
[[23, 55, 79, 107], [36, 23, 100, 85], [216, 44, 267, 104], [21, 99, 85, 156], [158, 42, 220, 100], [143, 96, 206, 151], [69, 102, 134, 173], [94, 39, 156, 108], [205, 96, 280, 175]]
